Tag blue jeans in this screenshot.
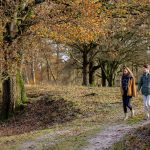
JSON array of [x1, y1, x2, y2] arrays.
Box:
[[122, 92, 132, 113]]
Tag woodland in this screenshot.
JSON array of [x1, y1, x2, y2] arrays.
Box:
[[0, 0, 150, 150]]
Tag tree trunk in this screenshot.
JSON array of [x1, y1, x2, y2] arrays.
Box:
[[16, 70, 27, 106], [101, 63, 106, 87], [107, 75, 115, 87], [1, 74, 16, 119], [89, 61, 95, 85], [45, 56, 57, 83], [31, 58, 36, 84], [1, 41, 16, 119], [46, 61, 50, 82], [43, 51, 57, 84], [82, 51, 88, 86], [1, 17, 17, 118], [56, 45, 60, 80], [1, 0, 45, 119], [100, 61, 119, 87], [40, 62, 43, 82], [89, 71, 95, 85], [107, 64, 116, 87]]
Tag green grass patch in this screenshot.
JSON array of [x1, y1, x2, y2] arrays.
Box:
[[127, 113, 145, 125], [48, 127, 101, 150], [108, 140, 125, 150]]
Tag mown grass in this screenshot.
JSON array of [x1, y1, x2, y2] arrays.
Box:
[[0, 85, 144, 150]]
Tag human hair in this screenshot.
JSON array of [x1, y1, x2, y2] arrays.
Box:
[[123, 66, 134, 78], [143, 64, 149, 69]]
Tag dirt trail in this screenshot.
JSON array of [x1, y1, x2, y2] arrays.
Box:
[[20, 119, 150, 150], [82, 120, 150, 150], [20, 130, 72, 150]]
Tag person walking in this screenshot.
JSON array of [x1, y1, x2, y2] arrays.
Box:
[[121, 66, 136, 120], [138, 64, 150, 120]]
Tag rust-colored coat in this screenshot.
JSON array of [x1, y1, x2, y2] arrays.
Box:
[[121, 77, 137, 97], [127, 78, 136, 97]]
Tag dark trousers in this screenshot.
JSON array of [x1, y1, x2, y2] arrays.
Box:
[[122, 94, 132, 113]]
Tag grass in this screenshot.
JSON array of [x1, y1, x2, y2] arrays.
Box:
[[0, 85, 145, 150], [109, 110, 150, 150], [127, 113, 145, 125], [48, 128, 100, 150], [110, 124, 150, 150]]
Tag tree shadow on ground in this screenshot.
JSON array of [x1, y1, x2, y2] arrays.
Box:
[[0, 93, 81, 136]]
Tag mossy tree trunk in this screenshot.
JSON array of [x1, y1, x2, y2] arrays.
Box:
[[16, 70, 27, 107], [1, 0, 45, 119], [1, 74, 16, 119]]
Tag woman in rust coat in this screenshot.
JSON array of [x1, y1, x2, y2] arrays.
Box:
[[121, 66, 136, 120]]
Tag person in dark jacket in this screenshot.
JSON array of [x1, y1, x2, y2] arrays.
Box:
[[138, 64, 150, 120], [121, 66, 136, 120]]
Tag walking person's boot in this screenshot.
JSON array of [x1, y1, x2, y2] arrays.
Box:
[[146, 113, 150, 120], [131, 109, 135, 118], [124, 113, 128, 121], [147, 106, 150, 120]]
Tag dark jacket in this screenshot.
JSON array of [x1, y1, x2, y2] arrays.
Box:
[[138, 73, 150, 96]]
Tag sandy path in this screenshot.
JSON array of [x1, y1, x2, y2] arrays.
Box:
[[82, 120, 150, 150], [21, 130, 72, 150]]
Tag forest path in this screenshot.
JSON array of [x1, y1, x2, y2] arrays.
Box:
[[82, 119, 150, 150]]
